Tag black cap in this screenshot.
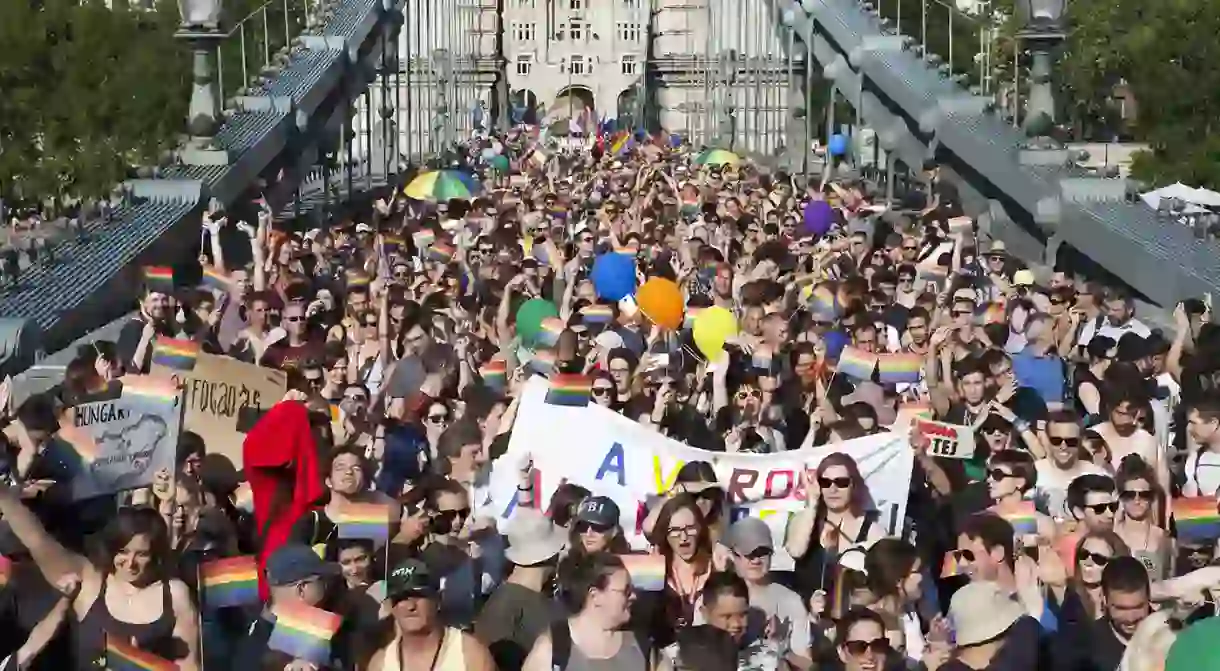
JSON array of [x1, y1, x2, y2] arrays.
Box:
[[386, 559, 439, 600], [265, 544, 340, 586], [1116, 333, 1149, 362], [574, 496, 620, 528]]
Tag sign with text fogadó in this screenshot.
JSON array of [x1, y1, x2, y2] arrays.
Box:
[[490, 378, 914, 571], [57, 376, 183, 500], [151, 353, 286, 469], [912, 417, 976, 460]]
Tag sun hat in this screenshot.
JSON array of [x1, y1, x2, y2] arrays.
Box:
[[504, 509, 568, 566], [948, 581, 1025, 647]]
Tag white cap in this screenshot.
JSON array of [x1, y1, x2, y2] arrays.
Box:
[[355, 223, 373, 233]]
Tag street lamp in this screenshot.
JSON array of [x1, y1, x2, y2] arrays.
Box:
[[1015, 0, 1066, 139], [176, 0, 225, 150]]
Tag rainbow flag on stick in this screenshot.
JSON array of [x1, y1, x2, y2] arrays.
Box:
[[199, 555, 260, 609], [105, 636, 176, 671], [544, 374, 592, 407], [268, 602, 343, 665], [413, 230, 436, 251], [429, 242, 455, 264], [345, 270, 370, 290], [121, 376, 181, 407], [143, 266, 174, 295], [877, 353, 922, 385], [582, 304, 614, 325], [151, 337, 200, 371], [620, 554, 665, 591], [996, 500, 1039, 536], [536, 317, 566, 348], [836, 346, 878, 381], [334, 502, 392, 542], [480, 358, 507, 392], [201, 265, 231, 292], [1174, 497, 1220, 543]]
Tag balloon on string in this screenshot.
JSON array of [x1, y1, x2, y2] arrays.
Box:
[[515, 298, 559, 347], [828, 133, 849, 156], [591, 253, 637, 301], [803, 200, 836, 238], [636, 277, 684, 330], [692, 306, 738, 360]]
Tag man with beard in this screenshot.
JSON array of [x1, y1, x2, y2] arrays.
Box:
[[1051, 556, 1151, 671], [116, 280, 178, 373]]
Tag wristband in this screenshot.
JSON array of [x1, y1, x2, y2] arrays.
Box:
[[517, 484, 534, 491], [1014, 418, 1031, 433]]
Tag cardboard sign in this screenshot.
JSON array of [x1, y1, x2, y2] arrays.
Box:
[[57, 376, 183, 500], [913, 417, 976, 460], [151, 353, 286, 469]]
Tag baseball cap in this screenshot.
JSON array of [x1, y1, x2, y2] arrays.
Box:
[[355, 223, 373, 234], [1012, 269, 1036, 287], [575, 496, 621, 528], [265, 543, 340, 586], [386, 558, 439, 600], [724, 517, 773, 556]]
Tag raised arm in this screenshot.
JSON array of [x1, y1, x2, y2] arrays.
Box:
[[0, 488, 90, 599]]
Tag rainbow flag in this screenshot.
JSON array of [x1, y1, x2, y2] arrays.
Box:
[[878, 353, 922, 385], [268, 602, 343, 665], [611, 134, 634, 156], [996, 500, 1039, 536], [526, 349, 557, 376], [621, 554, 665, 591], [334, 502, 392, 542], [836, 346, 878, 381], [345, 270, 370, 289], [151, 337, 200, 371], [201, 265, 231, 292], [143, 266, 174, 295], [480, 358, 507, 392], [382, 234, 404, 251], [545, 374, 592, 407], [683, 307, 704, 329], [413, 230, 436, 250], [1174, 497, 1220, 543], [582, 304, 614, 325], [982, 302, 1006, 325], [940, 550, 965, 578], [808, 286, 839, 320], [429, 242, 455, 264], [121, 376, 180, 407], [199, 555, 260, 609], [536, 317, 565, 348], [105, 636, 176, 671]]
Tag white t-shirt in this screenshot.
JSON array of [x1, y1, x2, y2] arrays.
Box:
[[1029, 460, 1106, 519], [1183, 448, 1220, 497], [1078, 316, 1152, 348]]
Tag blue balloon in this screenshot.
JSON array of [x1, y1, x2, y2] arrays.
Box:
[[669, 133, 682, 148], [591, 253, 637, 301], [828, 133, 849, 157]]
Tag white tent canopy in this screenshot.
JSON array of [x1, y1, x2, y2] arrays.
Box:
[[1141, 182, 1220, 213]]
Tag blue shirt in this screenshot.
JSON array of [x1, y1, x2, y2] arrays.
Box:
[[1012, 347, 1066, 404]]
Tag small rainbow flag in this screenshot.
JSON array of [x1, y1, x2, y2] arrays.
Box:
[[429, 242, 455, 264], [143, 266, 174, 295], [199, 555, 260, 609], [382, 234, 404, 251], [878, 353, 922, 385], [334, 502, 392, 542], [345, 270, 370, 289], [105, 636, 176, 671], [526, 349, 557, 376], [582, 304, 614, 325], [620, 554, 665, 591], [413, 230, 436, 250], [808, 286, 839, 320], [480, 359, 507, 392], [611, 134, 634, 156], [545, 374, 592, 407], [683, 307, 704, 329], [1174, 497, 1220, 543], [121, 376, 181, 407], [268, 602, 343, 665], [996, 500, 1039, 536], [836, 346, 878, 381], [536, 317, 566, 348], [151, 337, 200, 371], [201, 265, 231, 292]]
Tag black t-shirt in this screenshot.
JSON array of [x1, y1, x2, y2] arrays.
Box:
[[474, 583, 562, 671], [116, 317, 178, 373]]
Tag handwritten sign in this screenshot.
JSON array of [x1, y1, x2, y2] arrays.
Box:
[[151, 353, 286, 469], [913, 417, 976, 460]]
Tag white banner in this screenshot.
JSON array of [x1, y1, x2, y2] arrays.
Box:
[[912, 417, 976, 460], [489, 378, 913, 570]]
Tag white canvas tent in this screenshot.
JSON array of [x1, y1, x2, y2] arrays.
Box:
[[1141, 182, 1220, 213]]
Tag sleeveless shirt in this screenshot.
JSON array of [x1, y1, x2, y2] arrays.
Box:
[[74, 576, 177, 669]]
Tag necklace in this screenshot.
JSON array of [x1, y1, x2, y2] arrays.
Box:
[[398, 629, 446, 671]]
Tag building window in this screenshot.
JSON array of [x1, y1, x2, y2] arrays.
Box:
[[569, 0, 583, 9], [621, 54, 638, 75], [621, 0, 640, 7], [617, 22, 640, 42], [517, 0, 536, 6], [512, 21, 536, 41], [516, 54, 533, 76], [567, 55, 587, 75], [569, 19, 584, 41]]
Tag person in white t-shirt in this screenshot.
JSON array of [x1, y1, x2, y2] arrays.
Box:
[[1184, 398, 1220, 497], [1077, 290, 1151, 348], [1030, 411, 1106, 520]]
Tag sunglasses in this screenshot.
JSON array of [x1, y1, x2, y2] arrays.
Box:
[[304, 376, 323, 386], [1083, 501, 1119, 515], [740, 547, 773, 560], [987, 469, 1016, 482], [899, 276, 915, 282], [575, 521, 614, 534], [1048, 436, 1080, 447], [426, 414, 450, 424], [843, 639, 891, 656], [592, 387, 614, 397], [284, 316, 304, 323], [952, 309, 973, 318], [902, 245, 918, 252], [580, 236, 595, 243], [434, 508, 471, 524], [735, 390, 761, 401], [1078, 550, 1112, 566], [818, 476, 852, 490], [1120, 489, 1155, 502], [982, 426, 1008, 436], [955, 549, 975, 562]]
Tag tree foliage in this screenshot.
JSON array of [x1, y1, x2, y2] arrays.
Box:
[[0, 0, 189, 205]]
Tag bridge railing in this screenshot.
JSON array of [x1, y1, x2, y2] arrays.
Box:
[[215, 0, 317, 102]]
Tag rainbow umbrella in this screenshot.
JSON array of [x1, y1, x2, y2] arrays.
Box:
[[403, 170, 481, 202], [694, 148, 742, 166]]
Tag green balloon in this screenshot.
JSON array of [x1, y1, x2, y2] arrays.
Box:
[[516, 298, 559, 346]]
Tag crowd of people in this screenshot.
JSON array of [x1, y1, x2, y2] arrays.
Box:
[[1, 127, 1219, 671]]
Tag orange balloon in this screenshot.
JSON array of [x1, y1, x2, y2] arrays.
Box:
[[636, 277, 685, 330]]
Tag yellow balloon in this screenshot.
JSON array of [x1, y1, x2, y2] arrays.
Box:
[[692, 306, 738, 360]]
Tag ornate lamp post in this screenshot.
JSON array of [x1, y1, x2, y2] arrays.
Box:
[[176, 0, 226, 158], [1015, 0, 1067, 140], [432, 48, 453, 151]]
